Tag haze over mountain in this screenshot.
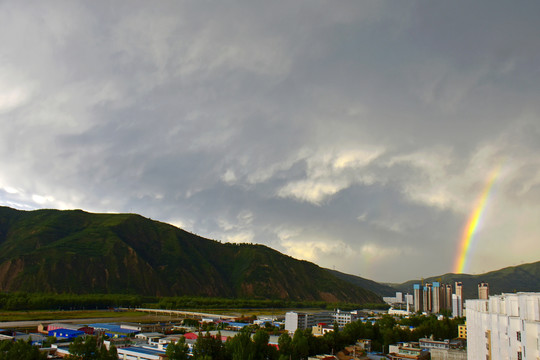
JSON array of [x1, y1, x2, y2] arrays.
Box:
[[0, 206, 381, 304]]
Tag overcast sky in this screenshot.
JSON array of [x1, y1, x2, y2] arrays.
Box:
[[1, 1, 539, 282]]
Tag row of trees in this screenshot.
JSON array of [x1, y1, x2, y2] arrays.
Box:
[[156, 296, 387, 311], [0, 337, 118, 360], [0, 293, 144, 311], [0, 292, 388, 311]]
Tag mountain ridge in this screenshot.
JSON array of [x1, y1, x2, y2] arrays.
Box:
[[0, 206, 381, 304]]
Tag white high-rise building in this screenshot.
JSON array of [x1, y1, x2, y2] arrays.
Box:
[[466, 292, 540, 360], [452, 293, 463, 318]]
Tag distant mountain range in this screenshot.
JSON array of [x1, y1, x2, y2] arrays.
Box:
[[0, 206, 381, 304], [330, 261, 540, 300], [389, 262, 540, 299]]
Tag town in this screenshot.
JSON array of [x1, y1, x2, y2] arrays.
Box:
[[2, 282, 539, 359]]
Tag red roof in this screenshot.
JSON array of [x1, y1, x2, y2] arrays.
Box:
[[183, 332, 198, 340]]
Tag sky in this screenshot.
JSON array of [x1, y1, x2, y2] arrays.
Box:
[[1, 1, 539, 283]]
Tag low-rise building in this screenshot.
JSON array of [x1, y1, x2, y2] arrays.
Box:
[[285, 311, 333, 333], [48, 328, 85, 340], [457, 323, 467, 339], [418, 337, 450, 350], [117, 346, 167, 360], [285, 310, 360, 333], [312, 323, 333, 336], [429, 348, 467, 360], [89, 323, 139, 338], [387, 343, 430, 360]]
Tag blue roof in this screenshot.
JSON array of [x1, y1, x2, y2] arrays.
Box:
[[122, 346, 166, 355], [48, 329, 84, 335], [88, 323, 138, 334], [225, 322, 249, 328]]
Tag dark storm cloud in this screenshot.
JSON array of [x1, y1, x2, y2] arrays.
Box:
[[1, 1, 540, 281]]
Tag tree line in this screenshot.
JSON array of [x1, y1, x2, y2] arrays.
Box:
[[0, 292, 387, 311]]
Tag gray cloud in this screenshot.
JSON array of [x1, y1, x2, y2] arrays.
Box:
[[1, 1, 540, 282]]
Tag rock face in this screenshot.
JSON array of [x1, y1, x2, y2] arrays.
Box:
[[0, 206, 382, 303]]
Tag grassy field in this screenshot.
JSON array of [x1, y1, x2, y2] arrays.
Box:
[[0, 309, 148, 322]]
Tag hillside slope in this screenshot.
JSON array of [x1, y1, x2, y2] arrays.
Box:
[[326, 269, 396, 297], [0, 206, 382, 303]]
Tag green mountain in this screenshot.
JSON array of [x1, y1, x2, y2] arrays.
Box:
[[390, 262, 540, 299], [325, 269, 397, 297], [0, 206, 382, 303]]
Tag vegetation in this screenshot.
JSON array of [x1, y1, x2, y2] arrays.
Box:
[[0, 292, 387, 314], [0, 206, 381, 304], [64, 336, 117, 360], [155, 296, 388, 311], [0, 292, 145, 311], [0, 339, 46, 360], [326, 269, 397, 297], [166, 337, 190, 360]]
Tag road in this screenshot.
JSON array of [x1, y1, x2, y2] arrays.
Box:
[[0, 314, 182, 329]]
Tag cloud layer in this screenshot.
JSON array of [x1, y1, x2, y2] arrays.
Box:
[[1, 1, 540, 282]]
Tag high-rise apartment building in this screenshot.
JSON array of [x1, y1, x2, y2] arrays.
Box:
[[432, 282, 441, 314], [424, 283, 433, 313], [455, 282, 464, 309], [445, 284, 453, 311], [452, 293, 463, 318], [466, 292, 540, 360], [414, 284, 422, 313], [478, 282, 489, 299]]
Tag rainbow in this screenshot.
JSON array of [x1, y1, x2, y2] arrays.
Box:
[[454, 165, 502, 274]]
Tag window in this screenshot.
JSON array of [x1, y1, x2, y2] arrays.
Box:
[[517, 351, 522, 360], [517, 331, 521, 342]]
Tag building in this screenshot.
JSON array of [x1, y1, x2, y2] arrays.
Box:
[[429, 348, 467, 360], [424, 283, 433, 313], [285, 311, 355, 333], [466, 292, 540, 360], [388, 343, 430, 360], [333, 309, 360, 327], [444, 284, 453, 311], [458, 323, 467, 339], [42, 323, 94, 334], [414, 284, 423, 313], [48, 328, 85, 340], [285, 312, 332, 333], [432, 282, 441, 314], [312, 323, 333, 336], [117, 346, 167, 360], [455, 282, 464, 308], [452, 294, 463, 318], [89, 323, 139, 338], [478, 281, 489, 299], [418, 337, 450, 350]]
